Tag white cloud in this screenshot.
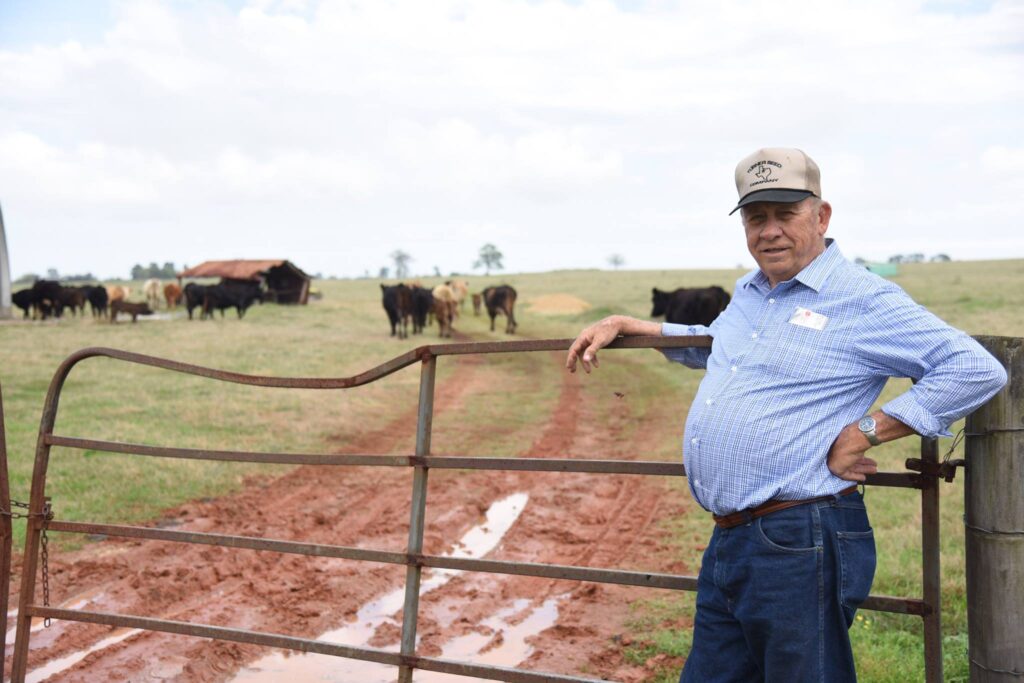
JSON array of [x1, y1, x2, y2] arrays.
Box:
[[0, 0, 1021, 277]]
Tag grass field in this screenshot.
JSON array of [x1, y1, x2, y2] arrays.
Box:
[[2, 258, 1023, 681]]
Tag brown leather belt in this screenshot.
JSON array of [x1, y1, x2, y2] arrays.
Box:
[[712, 484, 859, 529]]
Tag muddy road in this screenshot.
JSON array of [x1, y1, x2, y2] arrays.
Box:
[[5, 347, 697, 682]]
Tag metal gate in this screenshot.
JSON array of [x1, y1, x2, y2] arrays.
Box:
[[2, 337, 961, 681]]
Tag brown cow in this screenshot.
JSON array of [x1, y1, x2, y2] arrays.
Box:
[[106, 285, 130, 303], [483, 285, 517, 334], [471, 292, 482, 316], [164, 282, 183, 309], [110, 300, 153, 323], [431, 283, 457, 338]]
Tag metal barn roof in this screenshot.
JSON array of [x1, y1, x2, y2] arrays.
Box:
[[178, 260, 309, 281]]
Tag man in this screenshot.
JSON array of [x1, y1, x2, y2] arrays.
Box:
[[565, 148, 1006, 682]]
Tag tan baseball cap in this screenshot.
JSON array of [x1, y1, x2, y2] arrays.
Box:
[[730, 147, 821, 215]]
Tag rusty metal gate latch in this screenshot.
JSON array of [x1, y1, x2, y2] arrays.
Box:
[[906, 429, 966, 484], [905, 457, 966, 483]]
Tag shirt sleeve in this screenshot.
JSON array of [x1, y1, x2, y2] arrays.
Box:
[[854, 288, 1007, 437], [659, 322, 714, 369]]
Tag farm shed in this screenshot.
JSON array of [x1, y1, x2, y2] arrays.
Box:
[[178, 259, 312, 304]]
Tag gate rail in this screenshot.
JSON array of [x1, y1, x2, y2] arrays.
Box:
[[8, 338, 946, 681]]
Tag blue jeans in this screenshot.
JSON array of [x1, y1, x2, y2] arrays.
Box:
[[680, 491, 876, 683]]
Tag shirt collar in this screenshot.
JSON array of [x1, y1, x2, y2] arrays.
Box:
[[742, 239, 844, 294]]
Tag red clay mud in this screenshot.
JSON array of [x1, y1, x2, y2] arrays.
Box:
[[5, 342, 696, 682]]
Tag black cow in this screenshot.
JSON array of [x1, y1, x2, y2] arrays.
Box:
[[482, 285, 518, 334], [410, 286, 433, 335], [30, 280, 64, 319], [183, 283, 208, 320], [12, 288, 37, 318], [380, 284, 413, 338], [201, 282, 262, 319], [84, 285, 109, 318], [650, 286, 731, 326]]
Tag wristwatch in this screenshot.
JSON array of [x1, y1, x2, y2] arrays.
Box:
[[858, 415, 881, 446]]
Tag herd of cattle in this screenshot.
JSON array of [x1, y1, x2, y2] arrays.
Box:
[[11, 276, 731, 334], [378, 281, 730, 339], [381, 280, 519, 338], [12, 278, 265, 323]]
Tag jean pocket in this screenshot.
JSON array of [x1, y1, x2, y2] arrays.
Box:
[[837, 529, 877, 626], [755, 512, 817, 553]]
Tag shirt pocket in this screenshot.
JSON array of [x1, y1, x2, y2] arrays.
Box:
[[759, 322, 856, 381]]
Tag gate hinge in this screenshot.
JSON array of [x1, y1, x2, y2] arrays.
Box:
[[905, 458, 966, 483]]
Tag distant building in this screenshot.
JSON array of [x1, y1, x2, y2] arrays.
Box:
[[178, 259, 313, 304], [866, 262, 900, 277]]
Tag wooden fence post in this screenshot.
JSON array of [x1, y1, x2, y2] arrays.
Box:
[[965, 336, 1023, 681]]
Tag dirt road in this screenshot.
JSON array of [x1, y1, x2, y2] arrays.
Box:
[[5, 346, 696, 682]]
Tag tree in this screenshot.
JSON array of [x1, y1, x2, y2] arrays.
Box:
[[379, 266, 390, 279], [474, 243, 504, 275], [46, 268, 59, 280], [608, 254, 625, 270], [390, 250, 412, 279]]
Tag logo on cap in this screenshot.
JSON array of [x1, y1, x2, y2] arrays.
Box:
[[748, 160, 781, 189]]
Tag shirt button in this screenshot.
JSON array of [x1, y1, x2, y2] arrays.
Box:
[[705, 399, 714, 405], [751, 332, 758, 339], [731, 366, 738, 373], [691, 437, 700, 445], [769, 298, 776, 304]]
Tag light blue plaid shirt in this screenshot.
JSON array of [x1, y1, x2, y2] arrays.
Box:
[[662, 240, 1007, 515]]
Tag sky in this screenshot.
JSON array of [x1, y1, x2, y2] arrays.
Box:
[[1, 0, 1022, 280]]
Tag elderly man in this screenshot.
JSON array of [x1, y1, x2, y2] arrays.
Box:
[[565, 148, 1006, 682]]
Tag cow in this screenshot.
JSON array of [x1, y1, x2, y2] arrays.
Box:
[[410, 286, 433, 335], [482, 285, 517, 334], [12, 288, 37, 318], [143, 279, 162, 309], [106, 285, 130, 304], [84, 285, 109, 318], [650, 286, 731, 326], [57, 286, 87, 316], [201, 282, 262, 319], [110, 300, 153, 323], [183, 283, 207, 320], [446, 279, 469, 316], [471, 292, 482, 316], [31, 280, 65, 319], [380, 284, 412, 338], [164, 282, 183, 309], [431, 283, 458, 338]]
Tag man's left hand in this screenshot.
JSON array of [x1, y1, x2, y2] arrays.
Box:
[[827, 423, 879, 482]]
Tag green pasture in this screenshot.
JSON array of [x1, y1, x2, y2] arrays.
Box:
[[1, 259, 1023, 681]]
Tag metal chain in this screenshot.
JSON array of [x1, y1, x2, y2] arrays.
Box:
[[0, 499, 56, 626], [41, 500, 53, 627], [1, 500, 37, 520]]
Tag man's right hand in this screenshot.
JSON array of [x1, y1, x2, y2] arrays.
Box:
[[566, 315, 662, 374]]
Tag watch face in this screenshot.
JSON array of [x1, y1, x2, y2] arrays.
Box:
[[859, 416, 876, 432]]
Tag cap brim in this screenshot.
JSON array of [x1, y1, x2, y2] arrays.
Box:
[[729, 189, 814, 215]]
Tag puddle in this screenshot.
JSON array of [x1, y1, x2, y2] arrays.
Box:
[[6, 588, 106, 646], [25, 628, 142, 683], [234, 493, 530, 682], [415, 595, 566, 683]]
